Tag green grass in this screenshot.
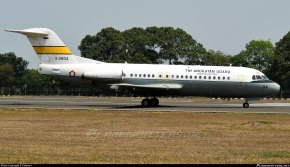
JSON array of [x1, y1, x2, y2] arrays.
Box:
[[260, 151, 290, 158]]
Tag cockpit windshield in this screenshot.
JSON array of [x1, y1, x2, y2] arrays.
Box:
[[252, 75, 269, 80], [261, 75, 269, 80]]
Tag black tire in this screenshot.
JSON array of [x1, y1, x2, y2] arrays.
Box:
[[151, 98, 159, 107], [141, 99, 150, 107], [243, 102, 249, 108]]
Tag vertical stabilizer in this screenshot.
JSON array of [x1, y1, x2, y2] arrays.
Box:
[[5, 28, 79, 64]]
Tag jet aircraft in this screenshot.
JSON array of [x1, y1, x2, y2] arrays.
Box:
[[5, 28, 281, 108]]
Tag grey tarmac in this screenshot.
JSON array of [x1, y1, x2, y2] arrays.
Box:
[[0, 96, 290, 114]]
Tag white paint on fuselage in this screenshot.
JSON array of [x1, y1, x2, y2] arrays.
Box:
[[38, 63, 280, 98], [39, 63, 258, 82]]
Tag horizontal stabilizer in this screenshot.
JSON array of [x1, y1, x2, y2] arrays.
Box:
[[5, 28, 48, 36]]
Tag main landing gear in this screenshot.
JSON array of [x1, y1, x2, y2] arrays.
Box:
[[243, 99, 249, 108], [141, 97, 159, 107]]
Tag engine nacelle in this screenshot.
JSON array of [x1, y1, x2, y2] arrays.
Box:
[[82, 67, 123, 80]]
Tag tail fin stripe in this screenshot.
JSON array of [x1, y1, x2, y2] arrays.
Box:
[[33, 46, 72, 54]]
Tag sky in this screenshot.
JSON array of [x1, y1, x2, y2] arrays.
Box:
[[0, 0, 289, 69]]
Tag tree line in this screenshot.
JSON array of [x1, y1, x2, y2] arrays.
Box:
[[1, 26, 289, 96], [79, 26, 289, 90]]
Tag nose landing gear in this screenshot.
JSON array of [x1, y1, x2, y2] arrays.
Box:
[[243, 102, 249, 108], [141, 97, 159, 107]]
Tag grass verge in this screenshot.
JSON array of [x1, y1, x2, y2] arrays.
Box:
[[0, 108, 289, 164]]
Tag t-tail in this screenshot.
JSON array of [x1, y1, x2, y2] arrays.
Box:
[[5, 28, 102, 64]]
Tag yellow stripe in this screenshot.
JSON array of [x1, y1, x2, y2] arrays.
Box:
[[33, 46, 72, 54]]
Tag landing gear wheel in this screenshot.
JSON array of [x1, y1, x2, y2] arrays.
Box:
[[243, 102, 249, 108], [141, 99, 150, 107], [151, 97, 159, 107], [141, 98, 159, 107]]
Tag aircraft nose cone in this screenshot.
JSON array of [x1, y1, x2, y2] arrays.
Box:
[[270, 82, 280, 95]]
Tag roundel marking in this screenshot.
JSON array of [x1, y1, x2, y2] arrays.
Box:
[[69, 70, 76, 77]]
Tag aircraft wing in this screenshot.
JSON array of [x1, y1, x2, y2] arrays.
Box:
[[110, 83, 183, 90]]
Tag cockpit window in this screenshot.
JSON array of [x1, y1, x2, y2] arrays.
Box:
[[256, 75, 262, 80], [252, 75, 269, 80], [252, 75, 256, 80]]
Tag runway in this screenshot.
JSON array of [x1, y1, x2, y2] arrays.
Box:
[[0, 96, 290, 114]]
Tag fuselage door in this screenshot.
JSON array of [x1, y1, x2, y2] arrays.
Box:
[[236, 75, 245, 88], [157, 72, 170, 81]]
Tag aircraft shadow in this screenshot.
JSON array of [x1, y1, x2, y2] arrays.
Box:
[[9, 103, 31, 106], [110, 105, 270, 109], [4, 102, 274, 110]]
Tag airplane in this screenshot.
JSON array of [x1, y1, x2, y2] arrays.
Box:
[[5, 28, 281, 108]]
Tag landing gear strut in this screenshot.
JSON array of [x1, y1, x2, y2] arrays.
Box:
[[243, 99, 249, 108], [141, 97, 159, 107]]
